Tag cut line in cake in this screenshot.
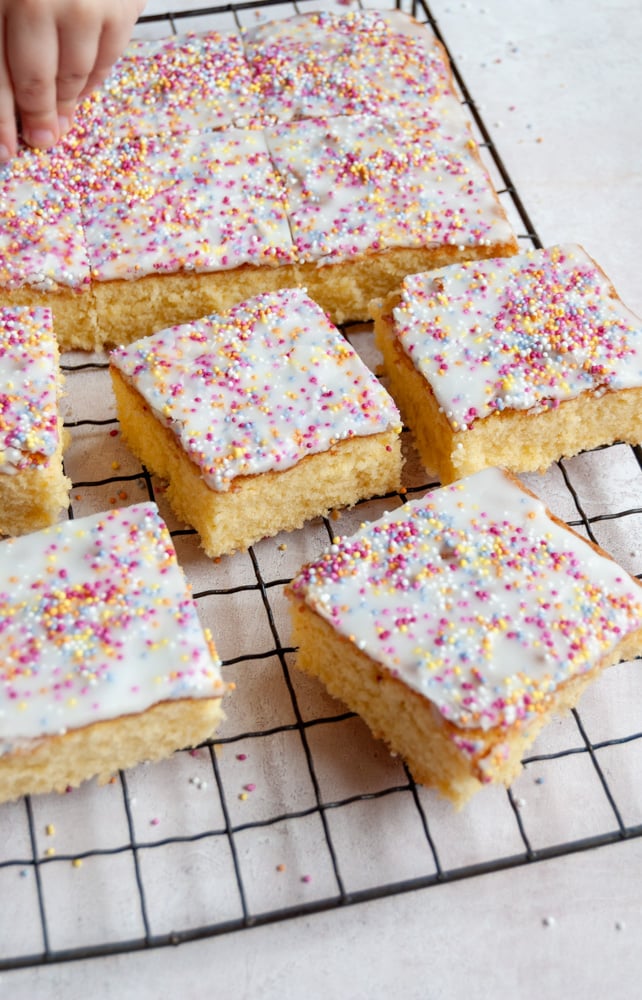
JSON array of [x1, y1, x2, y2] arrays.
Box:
[[372, 244, 642, 484], [109, 288, 403, 559], [287, 467, 642, 806]]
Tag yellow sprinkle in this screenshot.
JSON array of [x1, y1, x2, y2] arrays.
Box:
[[72, 858, 83, 869], [45, 824, 55, 836]]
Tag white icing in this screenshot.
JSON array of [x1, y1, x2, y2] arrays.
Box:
[[243, 9, 467, 125], [81, 129, 296, 281], [0, 502, 223, 755], [76, 29, 262, 139], [266, 114, 514, 265], [110, 288, 401, 491], [291, 467, 642, 733], [0, 306, 61, 473], [0, 148, 89, 291], [392, 244, 642, 430]]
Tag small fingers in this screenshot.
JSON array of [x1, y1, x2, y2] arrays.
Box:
[[80, 1, 146, 98], [1, 0, 144, 157], [6, 1, 60, 149], [0, 21, 18, 161], [56, 9, 102, 129]]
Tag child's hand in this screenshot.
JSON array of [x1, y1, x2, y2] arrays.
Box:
[[0, 0, 146, 160]]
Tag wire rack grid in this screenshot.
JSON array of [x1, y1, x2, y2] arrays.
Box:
[[1, 0, 642, 972]]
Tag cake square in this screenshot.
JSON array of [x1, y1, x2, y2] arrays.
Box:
[[265, 114, 518, 323], [109, 288, 403, 559], [79, 128, 298, 346], [0, 305, 70, 536], [74, 29, 263, 142], [0, 501, 227, 804], [0, 146, 96, 349], [243, 9, 467, 125], [373, 244, 642, 483], [287, 467, 642, 806]]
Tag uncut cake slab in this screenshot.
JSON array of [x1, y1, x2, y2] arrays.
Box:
[[0, 8, 517, 351]]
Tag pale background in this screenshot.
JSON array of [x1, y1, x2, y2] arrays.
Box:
[[1, 1, 642, 997]]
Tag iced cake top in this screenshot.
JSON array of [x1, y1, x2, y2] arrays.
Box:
[[0, 10, 516, 291], [81, 129, 295, 281], [75, 29, 262, 141], [290, 467, 642, 736], [0, 502, 224, 755], [243, 8, 465, 124], [392, 244, 642, 431], [110, 288, 401, 491], [0, 148, 89, 292], [266, 114, 515, 265], [0, 306, 62, 474]]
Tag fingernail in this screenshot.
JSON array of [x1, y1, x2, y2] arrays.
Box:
[[0, 144, 11, 163], [24, 128, 56, 149], [58, 115, 71, 136]]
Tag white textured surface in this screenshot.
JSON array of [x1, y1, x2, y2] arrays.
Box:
[[1, 1, 642, 997]]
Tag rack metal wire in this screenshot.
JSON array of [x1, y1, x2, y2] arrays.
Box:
[[1, 0, 642, 971]]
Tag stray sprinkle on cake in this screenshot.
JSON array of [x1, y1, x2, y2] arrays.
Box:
[[392, 245, 642, 431], [111, 288, 401, 491], [290, 468, 642, 737]]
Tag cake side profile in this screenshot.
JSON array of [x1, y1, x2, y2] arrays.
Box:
[[286, 467, 642, 806], [110, 289, 403, 558], [372, 244, 642, 483], [0, 305, 70, 536], [0, 502, 227, 804], [0, 9, 517, 349]]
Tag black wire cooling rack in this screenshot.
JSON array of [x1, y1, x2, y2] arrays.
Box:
[[2, 0, 642, 972]]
